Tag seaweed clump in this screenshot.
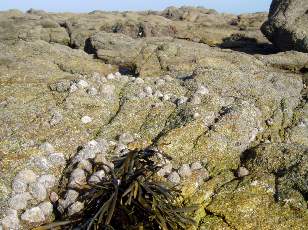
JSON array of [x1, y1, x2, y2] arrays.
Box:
[[39, 149, 198, 230]]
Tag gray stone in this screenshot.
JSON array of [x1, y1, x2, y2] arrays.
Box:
[[21, 207, 45, 223], [261, 0, 308, 52]]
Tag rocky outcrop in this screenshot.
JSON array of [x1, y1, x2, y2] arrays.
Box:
[[0, 6, 307, 230], [261, 0, 308, 53]]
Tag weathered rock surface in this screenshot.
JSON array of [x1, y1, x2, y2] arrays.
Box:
[[0, 6, 307, 230], [261, 0, 308, 53]]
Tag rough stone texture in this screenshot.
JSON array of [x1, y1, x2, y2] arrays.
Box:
[[0, 6, 307, 230], [261, 0, 308, 52]]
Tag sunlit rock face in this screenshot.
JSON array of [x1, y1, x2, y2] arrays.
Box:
[[0, 6, 307, 229]]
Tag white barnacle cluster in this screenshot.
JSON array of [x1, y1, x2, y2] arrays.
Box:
[[1, 142, 65, 229]]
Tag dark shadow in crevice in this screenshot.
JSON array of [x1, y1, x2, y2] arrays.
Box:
[[220, 34, 280, 55], [119, 64, 139, 77], [84, 38, 96, 55]]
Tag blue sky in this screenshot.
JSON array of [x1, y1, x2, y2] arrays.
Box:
[[0, 0, 272, 14]]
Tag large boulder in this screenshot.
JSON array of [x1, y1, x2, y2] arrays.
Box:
[[261, 0, 308, 52]]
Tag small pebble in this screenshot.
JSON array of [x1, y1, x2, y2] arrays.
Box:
[[39, 142, 54, 154], [49, 111, 63, 126], [68, 201, 84, 216], [39, 201, 53, 217], [237, 167, 249, 177], [191, 162, 203, 170], [29, 182, 47, 201], [81, 116, 92, 124], [9, 193, 32, 210], [77, 79, 89, 88], [21, 207, 45, 223], [178, 164, 192, 177], [167, 171, 181, 184], [37, 174, 57, 190]]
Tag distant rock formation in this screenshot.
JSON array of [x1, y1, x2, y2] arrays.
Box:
[[262, 0, 308, 52]]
